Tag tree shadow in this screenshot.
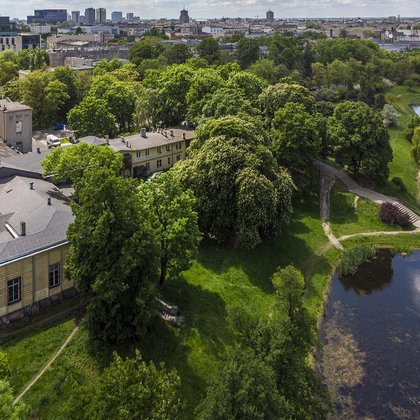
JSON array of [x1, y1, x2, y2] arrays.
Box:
[[329, 187, 358, 226]]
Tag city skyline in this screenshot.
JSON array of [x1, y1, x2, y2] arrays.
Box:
[[0, 0, 419, 21]]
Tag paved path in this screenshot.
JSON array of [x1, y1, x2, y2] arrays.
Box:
[[314, 161, 420, 249], [14, 325, 79, 405]]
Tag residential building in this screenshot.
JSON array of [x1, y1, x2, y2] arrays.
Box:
[[85, 8, 96, 25], [0, 169, 74, 323], [180, 9, 190, 24], [96, 8, 107, 24], [111, 12, 123, 21], [0, 98, 32, 153], [126, 13, 134, 21], [108, 128, 194, 178], [27, 10, 67, 24], [71, 11, 80, 24]]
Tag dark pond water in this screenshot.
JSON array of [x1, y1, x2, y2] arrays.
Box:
[[319, 249, 420, 419]]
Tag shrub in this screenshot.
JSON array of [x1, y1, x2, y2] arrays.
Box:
[[391, 177, 407, 193], [380, 202, 411, 227], [337, 245, 376, 277]]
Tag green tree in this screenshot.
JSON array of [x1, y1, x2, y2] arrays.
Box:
[[67, 96, 116, 137], [197, 346, 288, 419], [176, 122, 294, 247], [236, 38, 260, 69], [0, 380, 29, 419], [129, 37, 165, 66], [328, 101, 393, 182], [410, 127, 420, 164], [226, 71, 267, 103], [0, 59, 18, 86], [271, 102, 320, 188], [96, 351, 183, 419], [162, 43, 193, 64], [196, 37, 221, 65], [66, 169, 159, 344], [248, 59, 288, 84], [137, 171, 201, 286], [259, 83, 314, 121], [381, 104, 398, 127], [93, 58, 124, 76], [52, 66, 79, 118]]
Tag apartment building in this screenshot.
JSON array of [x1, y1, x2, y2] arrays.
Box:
[[0, 170, 74, 324], [108, 128, 194, 178]]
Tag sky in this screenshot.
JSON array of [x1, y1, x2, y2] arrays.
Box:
[[1, 0, 419, 20]]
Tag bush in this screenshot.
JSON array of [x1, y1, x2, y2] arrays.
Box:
[[380, 202, 411, 227], [391, 177, 407, 193], [337, 245, 376, 277]]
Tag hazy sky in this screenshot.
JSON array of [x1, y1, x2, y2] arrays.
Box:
[[1, 0, 419, 20]]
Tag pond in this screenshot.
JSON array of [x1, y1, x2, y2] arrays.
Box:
[[412, 106, 420, 116], [318, 249, 420, 418]]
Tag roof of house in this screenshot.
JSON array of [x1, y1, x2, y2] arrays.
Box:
[[0, 148, 47, 177], [0, 98, 32, 113], [0, 175, 73, 265], [108, 128, 195, 153], [78, 136, 108, 146]]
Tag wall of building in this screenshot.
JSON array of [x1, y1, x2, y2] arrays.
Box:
[[0, 108, 32, 153], [0, 244, 73, 322]]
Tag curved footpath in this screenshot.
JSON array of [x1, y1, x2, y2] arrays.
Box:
[[315, 161, 420, 249]]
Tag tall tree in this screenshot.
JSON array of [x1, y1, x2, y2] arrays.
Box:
[[196, 38, 221, 65], [328, 101, 393, 183], [235, 38, 261, 69], [96, 351, 183, 419], [137, 171, 201, 286]]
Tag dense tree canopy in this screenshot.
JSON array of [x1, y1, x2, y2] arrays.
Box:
[[327, 101, 393, 182]]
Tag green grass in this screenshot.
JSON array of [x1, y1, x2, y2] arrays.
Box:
[[379, 86, 420, 208], [329, 185, 408, 238]]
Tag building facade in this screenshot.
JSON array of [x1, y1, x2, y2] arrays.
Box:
[[108, 128, 194, 178], [71, 11, 80, 24], [179, 9, 190, 24], [0, 98, 32, 153], [96, 8, 107, 24], [85, 8, 96, 25], [0, 173, 74, 324], [111, 12, 123, 21], [27, 10, 67, 24]]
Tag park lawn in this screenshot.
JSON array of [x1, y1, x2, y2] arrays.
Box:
[[329, 185, 407, 238], [380, 85, 420, 208]]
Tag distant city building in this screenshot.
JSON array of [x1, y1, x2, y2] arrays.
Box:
[[0, 18, 40, 52], [126, 12, 134, 21], [179, 9, 189, 24], [27, 9, 67, 24], [266, 10, 274, 24], [29, 25, 52, 35], [84, 8, 96, 25], [111, 11, 123, 21], [96, 8, 107, 24], [71, 11, 80, 24]]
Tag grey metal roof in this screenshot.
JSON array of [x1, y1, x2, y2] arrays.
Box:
[[1, 149, 47, 176], [0, 175, 73, 265], [78, 136, 108, 146]]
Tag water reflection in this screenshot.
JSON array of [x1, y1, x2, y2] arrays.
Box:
[[319, 249, 420, 419], [339, 248, 393, 294]]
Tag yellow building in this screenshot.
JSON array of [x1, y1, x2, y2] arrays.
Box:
[[108, 128, 194, 178], [0, 172, 74, 323]]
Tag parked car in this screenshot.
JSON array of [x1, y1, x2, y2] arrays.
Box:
[[69, 136, 79, 144], [46, 134, 61, 148], [52, 123, 66, 131]]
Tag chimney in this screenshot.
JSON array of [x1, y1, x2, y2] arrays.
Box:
[[126, 141, 129, 148], [105, 135, 109, 145], [182, 133, 186, 140], [37, 147, 40, 154], [47, 197, 52, 206], [140, 128, 147, 138], [30, 182, 34, 190], [170, 129, 174, 137], [121, 136, 125, 143], [20, 221, 26, 236]]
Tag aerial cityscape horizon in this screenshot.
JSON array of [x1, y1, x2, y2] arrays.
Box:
[[1, 1, 419, 20]]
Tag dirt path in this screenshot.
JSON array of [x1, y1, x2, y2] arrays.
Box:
[[14, 325, 79, 405]]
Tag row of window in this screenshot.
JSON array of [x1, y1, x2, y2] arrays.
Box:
[[135, 143, 183, 159], [5, 262, 61, 305], [0, 37, 16, 45]]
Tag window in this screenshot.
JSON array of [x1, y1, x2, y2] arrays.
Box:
[[178, 142, 182, 149], [157, 146, 162, 155], [16, 120, 22, 133], [157, 159, 162, 168], [136, 151, 141, 159], [165, 145, 171, 152], [176, 154, 181, 161], [145, 149, 150, 156], [168, 157, 171, 165], [145, 162, 150, 170], [175, 143, 180, 150], [7, 277, 21, 305], [49, 262, 60, 288]]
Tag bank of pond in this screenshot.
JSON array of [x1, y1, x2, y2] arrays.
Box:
[[318, 248, 419, 418]]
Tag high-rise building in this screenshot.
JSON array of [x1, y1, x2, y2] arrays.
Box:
[[266, 10, 274, 24], [84, 8, 95, 25], [111, 11, 123, 21], [96, 8, 106, 24], [126, 12, 134, 21], [179, 9, 189, 24], [71, 11, 80, 24], [27, 9, 67, 24]]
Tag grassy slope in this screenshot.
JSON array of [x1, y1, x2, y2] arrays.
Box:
[[380, 86, 420, 208]]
